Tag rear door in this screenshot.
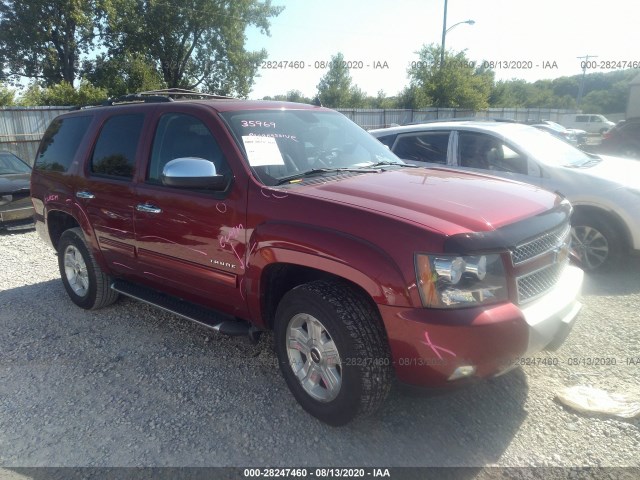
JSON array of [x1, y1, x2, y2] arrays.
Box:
[[133, 108, 249, 317], [76, 111, 147, 275]]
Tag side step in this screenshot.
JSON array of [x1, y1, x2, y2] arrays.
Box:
[[110, 279, 261, 342]]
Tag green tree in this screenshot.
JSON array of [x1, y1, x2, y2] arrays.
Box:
[[0, 0, 96, 84], [101, 0, 283, 97], [316, 52, 367, 108], [18, 80, 107, 106], [0, 84, 15, 105], [407, 44, 491, 110], [82, 53, 165, 98]]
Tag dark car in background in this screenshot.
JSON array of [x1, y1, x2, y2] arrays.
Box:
[[598, 118, 640, 159], [0, 151, 34, 230]]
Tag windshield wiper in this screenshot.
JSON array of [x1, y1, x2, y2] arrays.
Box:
[[363, 161, 418, 168], [275, 168, 378, 185]]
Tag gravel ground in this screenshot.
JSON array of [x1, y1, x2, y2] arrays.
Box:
[[0, 229, 639, 469]]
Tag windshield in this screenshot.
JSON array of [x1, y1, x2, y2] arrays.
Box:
[[0, 152, 31, 174], [220, 109, 402, 185], [506, 126, 593, 166]]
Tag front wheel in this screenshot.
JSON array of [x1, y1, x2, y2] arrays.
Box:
[[571, 214, 621, 271], [274, 281, 392, 426], [58, 227, 119, 309]]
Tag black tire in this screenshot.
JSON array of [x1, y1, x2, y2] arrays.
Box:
[[274, 281, 392, 426], [571, 212, 622, 272], [58, 227, 119, 309]]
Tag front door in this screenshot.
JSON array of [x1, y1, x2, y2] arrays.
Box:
[[133, 110, 248, 317]]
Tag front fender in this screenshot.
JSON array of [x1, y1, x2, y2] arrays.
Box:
[[243, 221, 412, 325]]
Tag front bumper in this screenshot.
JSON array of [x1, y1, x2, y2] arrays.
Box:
[[379, 265, 583, 387]]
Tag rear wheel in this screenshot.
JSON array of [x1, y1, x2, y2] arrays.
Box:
[[58, 228, 119, 309], [274, 281, 392, 426], [571, 213, 621, 271]]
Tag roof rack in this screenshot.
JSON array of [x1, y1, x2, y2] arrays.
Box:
[[138, 88, 236, 100], [71, 88, 237, 110], [102, 94, 173, 106]]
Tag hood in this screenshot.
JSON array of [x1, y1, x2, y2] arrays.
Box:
[[0, 173, 31, 195], [577, 155, 640, 189], [298, 168, 560, 234]]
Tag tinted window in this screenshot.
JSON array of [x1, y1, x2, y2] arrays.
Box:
[[148, 113, 231, 184], [91, 114, 144, 178], [575, 115, 588, 122], [393, 132, 449, 164], [35, 116, 91, 173]]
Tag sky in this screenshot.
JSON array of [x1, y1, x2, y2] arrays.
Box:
[[245, 0, 640, 99]]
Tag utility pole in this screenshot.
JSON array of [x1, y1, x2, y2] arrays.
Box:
[[576, 54, 597, 109], [440, 0, 448, 68]]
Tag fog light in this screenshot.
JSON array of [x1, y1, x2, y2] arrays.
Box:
[[448, 365, 476, 381]]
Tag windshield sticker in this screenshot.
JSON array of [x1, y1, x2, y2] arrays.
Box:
[[241, 120, 276, 128], [248, 132, 299, 143], [242, 135, 285, 167]]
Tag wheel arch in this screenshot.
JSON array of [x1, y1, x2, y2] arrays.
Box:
[[243, 223, 413, 329], [572, 204, 632, 251], [46, 208, 109, 272]]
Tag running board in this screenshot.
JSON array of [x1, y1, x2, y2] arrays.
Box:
[[110, 279, 261, 341]]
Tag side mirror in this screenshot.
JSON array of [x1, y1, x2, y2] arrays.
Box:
[[161, 157, 228, 190]]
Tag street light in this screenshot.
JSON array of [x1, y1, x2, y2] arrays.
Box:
[[440, 0, 475, 67]]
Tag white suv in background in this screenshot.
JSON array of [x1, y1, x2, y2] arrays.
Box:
[[561, 114, 615, 134]]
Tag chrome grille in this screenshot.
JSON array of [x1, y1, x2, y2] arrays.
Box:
[[517, 261, 568, 304], [511, 223, 571, 265]]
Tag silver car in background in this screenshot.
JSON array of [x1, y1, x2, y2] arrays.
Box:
[[370, 121, 640, 271]]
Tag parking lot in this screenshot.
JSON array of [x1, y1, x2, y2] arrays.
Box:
[[0, 229, 639, 469]]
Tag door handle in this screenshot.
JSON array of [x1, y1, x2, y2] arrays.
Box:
[[136, 203, 162, 214], [76, 191, 95, 199]]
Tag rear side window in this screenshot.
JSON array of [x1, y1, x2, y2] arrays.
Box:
[[35, 116, 91, 173], [393, 132, 449, 164], [90, 114, 144, 179], [575, 115, 588, 122]]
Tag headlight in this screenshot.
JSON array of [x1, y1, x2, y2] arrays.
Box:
[[415, 253, 508, 308]]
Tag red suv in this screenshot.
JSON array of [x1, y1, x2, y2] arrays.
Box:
[[30, 94, 583, 425]]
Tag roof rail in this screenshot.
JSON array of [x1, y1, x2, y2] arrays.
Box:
[[402, 117, 518, 126], [138, 88, 236, 100], [102, 94, 174, 106]]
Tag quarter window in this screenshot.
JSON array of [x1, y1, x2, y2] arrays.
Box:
[[35, 116, 92, 173], [91, 114, 144, 179]]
